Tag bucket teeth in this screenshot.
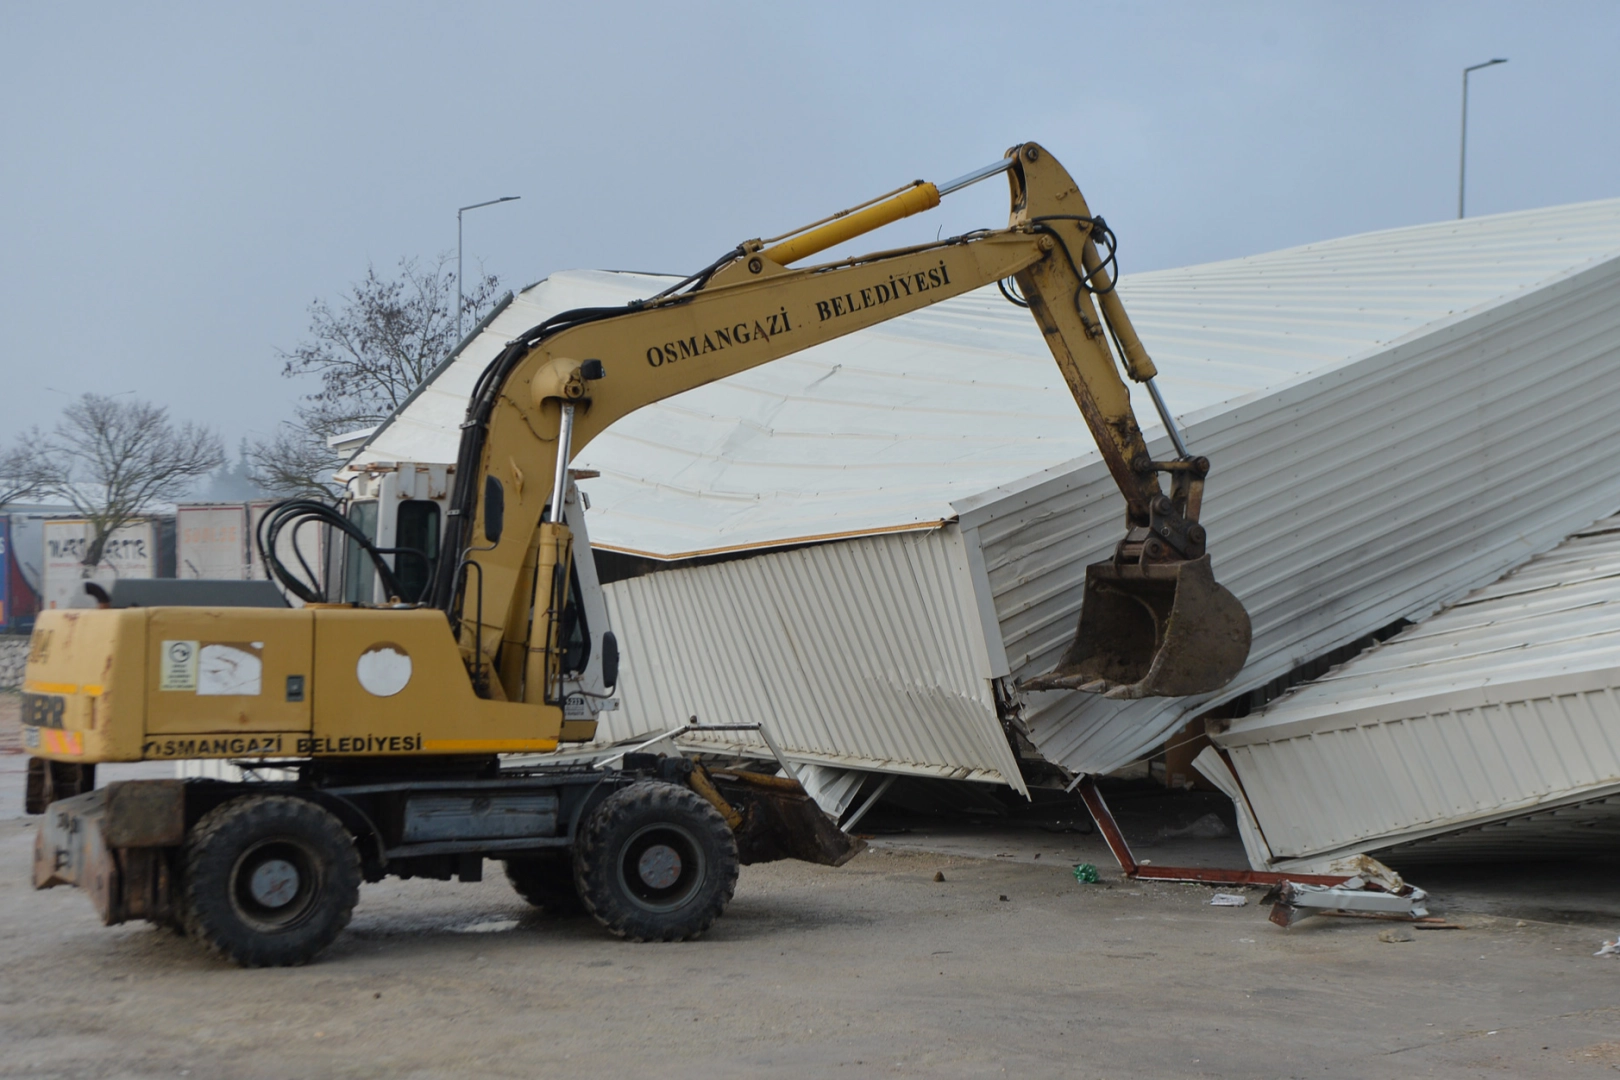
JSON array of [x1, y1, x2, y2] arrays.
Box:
[[1021, 554, 1251, 700]]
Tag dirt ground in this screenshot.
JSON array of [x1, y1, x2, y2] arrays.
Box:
[[5, 690, 1620, 1079]]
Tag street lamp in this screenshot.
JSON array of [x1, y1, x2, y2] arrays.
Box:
[[1458, 58, 1507, 219], [458, 196, 520, 340]]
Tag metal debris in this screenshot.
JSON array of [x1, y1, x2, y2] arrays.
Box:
[[1265, 876, 1430, 928]]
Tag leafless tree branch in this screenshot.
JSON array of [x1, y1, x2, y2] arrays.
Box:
[[10, 394, 225, 566], [251, 255, 502, 494], [243, 422, 345, 500], [0, 444, 42, 508]]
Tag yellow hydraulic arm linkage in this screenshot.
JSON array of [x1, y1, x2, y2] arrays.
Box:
[[430, 141, 1251, 704]]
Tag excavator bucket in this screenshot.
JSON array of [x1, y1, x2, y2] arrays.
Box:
[[1021, 555, 1251, 700], [707, 769, 867, 867]]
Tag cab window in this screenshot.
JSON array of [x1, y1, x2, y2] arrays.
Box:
[[559, 565, 591, 675], [342, 500, 379, 603], [395, 500, 440, 603]]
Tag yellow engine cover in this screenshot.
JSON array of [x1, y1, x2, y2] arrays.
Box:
[[22, 608, 562, 764]]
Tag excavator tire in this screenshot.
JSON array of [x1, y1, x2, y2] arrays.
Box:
[[181, 795, 360, 967], [503, 852, 585, 915], [574, 781, 739, 942]]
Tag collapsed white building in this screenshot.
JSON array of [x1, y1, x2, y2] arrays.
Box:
[[1201, 513, 1620, 868], [352, 196, 1620, 822]]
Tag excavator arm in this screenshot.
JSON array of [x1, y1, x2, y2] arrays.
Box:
[[430, 142, 1250, 706]]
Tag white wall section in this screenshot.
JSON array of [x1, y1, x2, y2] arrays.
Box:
[[596, 528, 1025, 791], [1212, 516, 1620, 865]]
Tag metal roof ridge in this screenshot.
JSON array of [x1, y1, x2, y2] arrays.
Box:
[[590, 518, 952, 563], [1123, 195, 1620, 283], [953, 253, 1620, 533], [1216, 665, 1620, 745]]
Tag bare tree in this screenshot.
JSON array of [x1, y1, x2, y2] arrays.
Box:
[[251, 256, 503, 495], [0, 444, 41, 508], [11, 394, 225, 567], [244, 422, 346, 500]]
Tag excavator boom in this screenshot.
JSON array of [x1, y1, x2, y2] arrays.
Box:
[[435, 142, 1250, 702]]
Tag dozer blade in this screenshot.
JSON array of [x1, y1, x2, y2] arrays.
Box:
[[707, 770, 867, 867], [1020, 554, 1251, 699]]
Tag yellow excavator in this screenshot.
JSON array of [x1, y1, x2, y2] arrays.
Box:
[[23, 142, 1250, 966]]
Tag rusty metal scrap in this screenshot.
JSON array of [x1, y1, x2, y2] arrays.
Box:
[[1073, 775, 1350, 888]]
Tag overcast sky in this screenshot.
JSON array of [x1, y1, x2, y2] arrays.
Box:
[[2, 2, 1615, 447]]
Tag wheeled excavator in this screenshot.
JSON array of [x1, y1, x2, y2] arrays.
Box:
[[23, 142, 1250, 966]]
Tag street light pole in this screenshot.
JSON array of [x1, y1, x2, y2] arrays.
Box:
[[457, 196, 520, 340], [1459, 58, 1507, 220]]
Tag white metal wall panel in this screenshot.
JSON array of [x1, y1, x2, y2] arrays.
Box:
[[966, 248, 1620, 777], [1212, 517, 1620, 864], [176, 504, 249, 579], [596, 528, 1025, 791], [1222, 679, 1620, 862], [40, 519, 155, 610]]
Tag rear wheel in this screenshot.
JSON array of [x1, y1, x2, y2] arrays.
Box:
[[575, 781, 738, 942], [182, 795, 360, 967], [504, 851, 585, 915]]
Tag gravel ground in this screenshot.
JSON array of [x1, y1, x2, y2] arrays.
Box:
[[4, 690, 1620, 1079]]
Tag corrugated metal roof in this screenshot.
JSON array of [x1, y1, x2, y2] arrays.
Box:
[[1260, 509, 1620, 718], [1224, 517, 1620, 723], [355, 197, 1620, 560], [1210, 515, 1620, 865], [970, 217, 1620, 777], [593, 527, 1025, 791]]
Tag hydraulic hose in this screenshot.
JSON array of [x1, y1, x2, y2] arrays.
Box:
[[255, 499, 410, 605]]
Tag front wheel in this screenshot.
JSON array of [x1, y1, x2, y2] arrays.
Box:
[[575, 782, 739, 942], [182, 795, 360, 967]]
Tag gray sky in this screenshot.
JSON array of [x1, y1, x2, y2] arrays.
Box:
[[2, 2, 1615, 446]]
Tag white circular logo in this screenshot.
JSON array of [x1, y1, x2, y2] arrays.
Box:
[[355, 644, 412, 697]]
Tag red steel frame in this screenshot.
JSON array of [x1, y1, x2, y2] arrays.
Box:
[[1074, 776, 1351, 888]]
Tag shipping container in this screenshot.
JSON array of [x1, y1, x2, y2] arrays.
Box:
[[0, 515, 40, 632], [41, 518, 156, 610], [177, 503, 250, 579]]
